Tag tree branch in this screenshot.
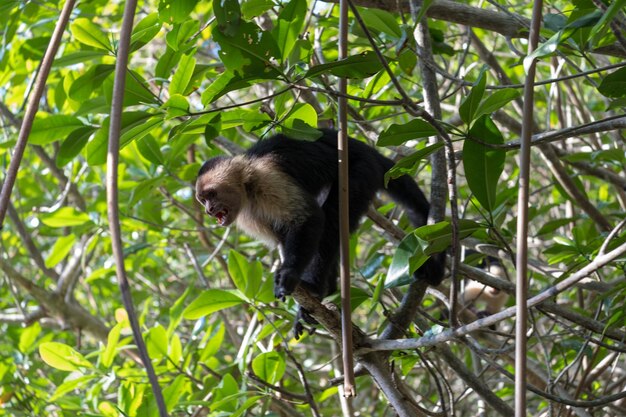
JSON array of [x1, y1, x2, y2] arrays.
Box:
[[0, 0, 77, 228], [362, 238, 626, 352], [105, 0, 167, 415]]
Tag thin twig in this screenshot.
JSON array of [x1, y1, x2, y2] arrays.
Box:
[[105, 1, 168, 415], [362, 238, 626, 353]]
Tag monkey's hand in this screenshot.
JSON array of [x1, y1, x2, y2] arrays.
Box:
[[274, 266, 300, 300]]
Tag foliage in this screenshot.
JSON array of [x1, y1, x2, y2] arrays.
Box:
[[1, 0, 625, 416]]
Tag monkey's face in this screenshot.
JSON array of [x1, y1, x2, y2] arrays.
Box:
[[196, 180, 243, 226]]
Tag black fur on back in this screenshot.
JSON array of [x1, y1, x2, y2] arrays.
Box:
[[245, 129, 444, 291]]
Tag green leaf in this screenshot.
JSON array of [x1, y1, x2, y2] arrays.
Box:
[[536, 217, 578, 236], [228, 250, 252, 299], [204, 114, 222, 144], [158, 0, 199, 24], [40, 207, 91, 228], [52, 51, 107, 68], [56, 126, 96, 167], [39, 342, 93, 371], [169, 53, 196, 96], [130, 13, 162, 52], [386, 220, 481, 288], [383, 142, 444, 185], [473, 88, 521, 121], [136, 135, 164, 165], [398, 49, 417, 75], [525, 10, 602, 69], [146, 324, 168, 360], [414, 220, 481, 254], [71, 18, 112, 51], [163, 375, 188, 412], [213, 21, 280, 76], [50, 375, 97, 402], [101, 322, 124, 368], [163, 94, 190, 119], [87, 112, 163, 165], [241, 0, 275, 20], [156, 47, 181, 79], [459, 69, 487, 125], [378, 119, 438, 146], [305, 50, 384, 79], [282, 103, 318, 130], [589, 0, 626, 47], [102, 70, 157, 106], [165, 20, 199, 52], [214, 0, 242, 36], [45, 234, 76, 268], [386, 233, 420, 288], [220, 109, 271, 131], [358, 8, 402, 38], [228, 250, 264, 301], [183, 289, 245, 319], [69, 64, 115, 102], [598, 66, 626, 98], [252, 352, 286, 384], [280, 120, 323, 141], [18, 322, 41, 354], [201, 70, 277, 105], [30, 114, 85, 145], [272, 0, 307, 62], [464, 115, 506, 211]]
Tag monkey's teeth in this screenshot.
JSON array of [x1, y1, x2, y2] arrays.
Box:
[[216, 210, 227, 225]]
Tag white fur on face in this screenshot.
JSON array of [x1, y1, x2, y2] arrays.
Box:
[[197, 155, 313, 248]]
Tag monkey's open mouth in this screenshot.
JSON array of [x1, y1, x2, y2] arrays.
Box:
[[215, 209, 229, 225]]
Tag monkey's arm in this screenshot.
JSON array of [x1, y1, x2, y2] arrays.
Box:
[[274, 203, 325, 299]]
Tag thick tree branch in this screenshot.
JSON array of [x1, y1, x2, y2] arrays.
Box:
[[322, 0, 626, 57], [0, 259, 109, 341]]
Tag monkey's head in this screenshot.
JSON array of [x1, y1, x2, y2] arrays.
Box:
[[196, 156, 246, 227]]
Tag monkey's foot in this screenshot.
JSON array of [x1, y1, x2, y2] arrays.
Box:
[[274, 267, 300, 300], [293, 307, 318, 340]]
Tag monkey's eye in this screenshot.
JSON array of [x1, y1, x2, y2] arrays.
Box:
[[204, 190, 217, 199]]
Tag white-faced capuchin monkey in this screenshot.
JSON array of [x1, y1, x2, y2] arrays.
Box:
[[195, 129, 446, 337], [461, 256, 509, 320]]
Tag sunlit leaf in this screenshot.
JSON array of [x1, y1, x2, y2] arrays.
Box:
[[272, 0, 307, 62], [71, 18, 112, 51], [158, 0, 199, 24], [30, 114, 85, 145], [183, 289, 245, 319], [39, 342, 93, 371], [45, 234, 76, 268], [169, 53, 196, 96], [40, 207, 91, 228], [56, 126, 96, 167], [252, 352, 286, 384]]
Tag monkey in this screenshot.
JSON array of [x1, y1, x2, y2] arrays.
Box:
[[461, 255, 509, 321], [195, 129, 445, 336]]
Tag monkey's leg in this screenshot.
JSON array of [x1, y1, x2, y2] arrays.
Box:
[[274, 204, 324, 299]]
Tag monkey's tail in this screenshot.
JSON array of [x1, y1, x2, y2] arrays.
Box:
[[377, 153, 431, 228]]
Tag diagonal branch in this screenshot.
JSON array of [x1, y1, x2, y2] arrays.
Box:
[[0, 0, 77, 228]]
